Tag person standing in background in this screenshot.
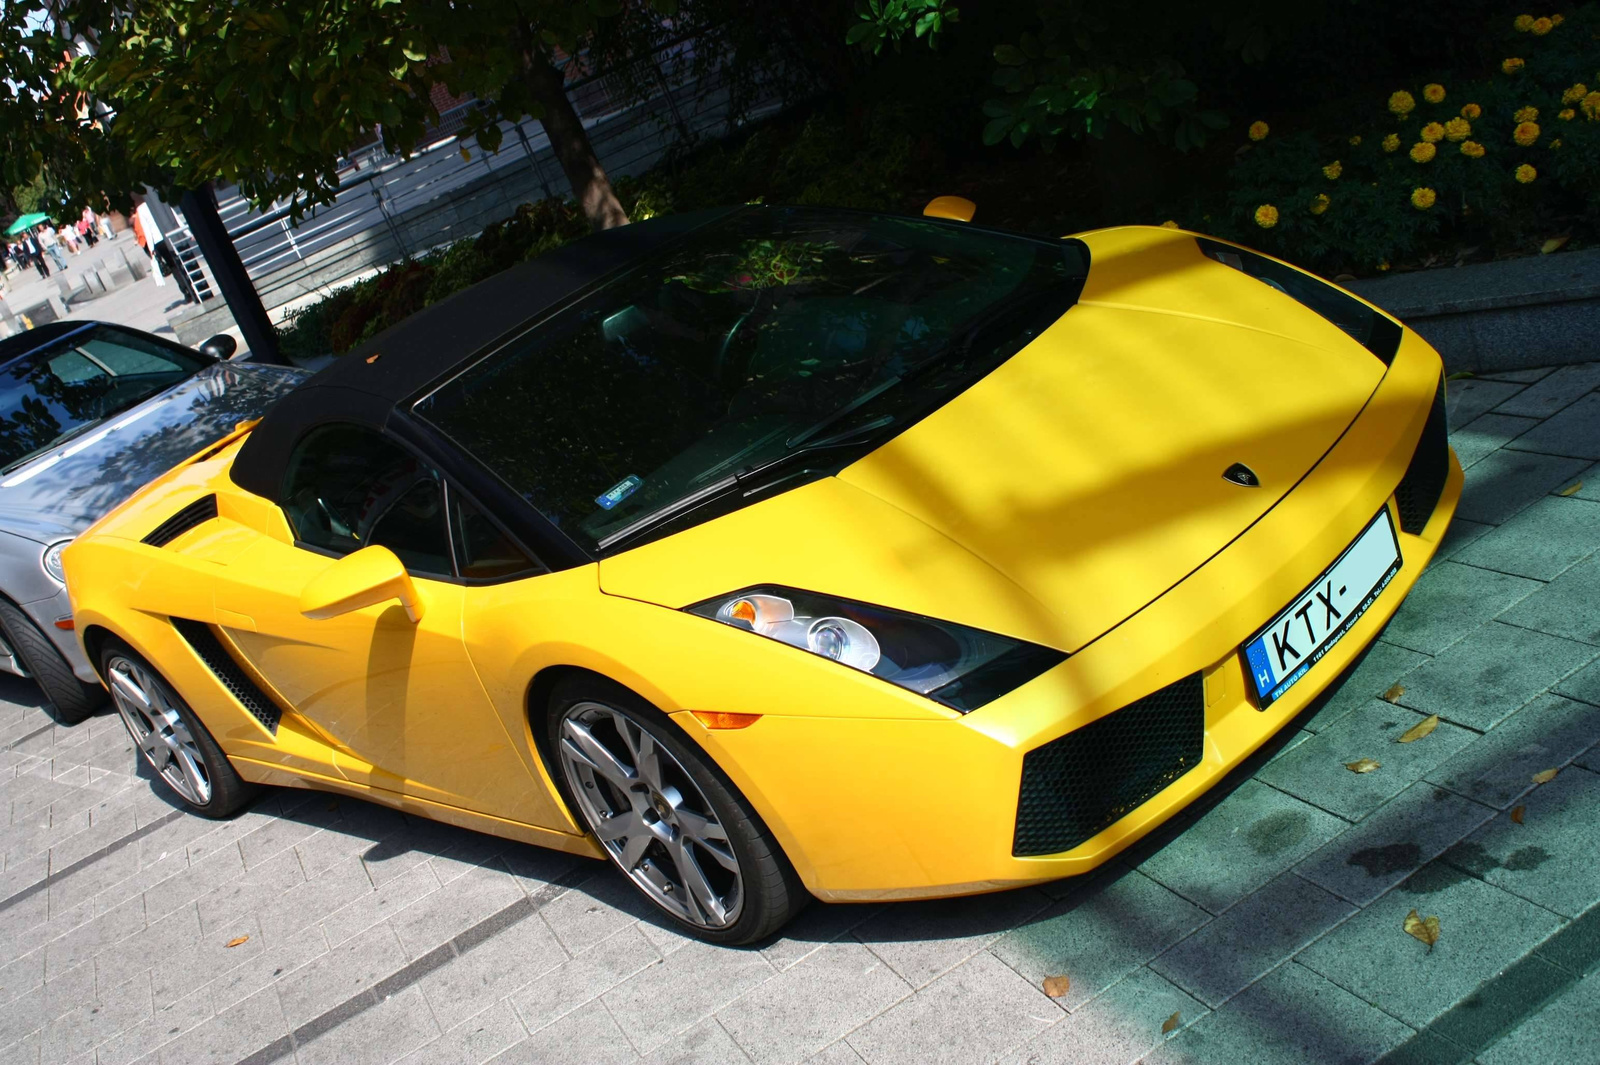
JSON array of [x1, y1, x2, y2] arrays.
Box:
[[22, 231, 49, 278], [36, 224, 67, 271]]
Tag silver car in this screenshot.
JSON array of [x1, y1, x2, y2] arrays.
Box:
[[0, 321, 307, 722]]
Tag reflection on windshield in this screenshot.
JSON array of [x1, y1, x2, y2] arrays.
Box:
[[415, 207, 1087, 554], [0, 326, 208, 472]]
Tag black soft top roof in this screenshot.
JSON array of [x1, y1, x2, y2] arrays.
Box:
[[229, 207, 740, 500]]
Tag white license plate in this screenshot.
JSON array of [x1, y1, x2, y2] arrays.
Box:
[[1244, 509, 1402, 707]]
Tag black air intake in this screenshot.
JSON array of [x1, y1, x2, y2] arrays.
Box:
[[1014, 673, 1204, 856], [1394, 379, 1449, 534], [142, 495, 219, 547], [170, 617, 281, 733]]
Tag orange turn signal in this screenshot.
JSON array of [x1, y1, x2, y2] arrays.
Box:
[[53, 616, 74, 630], [689, 711, 761, 730]]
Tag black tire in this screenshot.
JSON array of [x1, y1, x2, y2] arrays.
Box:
[[97, 636, 259, 818], [0, 598, 104, 725], [547, 676, 808, 945]]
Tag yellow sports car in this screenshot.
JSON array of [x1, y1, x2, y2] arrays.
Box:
[[64, 204, 1457, 944]]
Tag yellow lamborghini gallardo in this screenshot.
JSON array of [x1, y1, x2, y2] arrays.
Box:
[[64, 204, 1457, 943]]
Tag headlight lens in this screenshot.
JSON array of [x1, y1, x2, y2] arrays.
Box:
[[688, 586, 1066, 712], [42, 540, 69, 583]]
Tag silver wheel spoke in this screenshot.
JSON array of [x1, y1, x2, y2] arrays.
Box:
[[670, 839, 724, 925], [173, 747, 210, 802], [594, 809, 639, 842], [560, 720, 637, 788], [675, 807, 728, 844], [109, 669, 151, 711], [632, 729, 664, 791], [618, 831, 652, 871]]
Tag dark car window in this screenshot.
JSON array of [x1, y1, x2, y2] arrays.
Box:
[[282, 424, 452, 576], [414, 207, 1086, 555], [451, 490, 539, 580], [0, 324, 209, 472]]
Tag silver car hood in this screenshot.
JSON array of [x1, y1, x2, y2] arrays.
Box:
[[0, 362, 308, 543]]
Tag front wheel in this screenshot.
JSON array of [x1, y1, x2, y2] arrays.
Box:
[[0, 599, 104, 724], [549, 677, 807, 945]]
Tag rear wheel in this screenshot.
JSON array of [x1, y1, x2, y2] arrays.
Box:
[[99, 638, 258, 817], [0, 599, 104, 725], [549, 677, 807, 945]]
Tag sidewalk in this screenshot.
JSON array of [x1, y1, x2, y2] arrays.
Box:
[[0, 362, 1597, 1065], [1, 231, 191, 339]]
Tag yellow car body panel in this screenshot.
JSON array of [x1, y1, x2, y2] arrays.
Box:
[[64, 224, 1457, 902]]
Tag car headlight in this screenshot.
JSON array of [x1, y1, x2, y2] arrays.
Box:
[[687, 585, 1066, 712], [42, 540, 70, 584]]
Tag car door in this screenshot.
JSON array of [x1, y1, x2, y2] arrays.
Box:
[[210, 422, 542, 821]]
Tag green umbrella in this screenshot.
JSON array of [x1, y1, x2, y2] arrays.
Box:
[[5, 213, 51, 236]]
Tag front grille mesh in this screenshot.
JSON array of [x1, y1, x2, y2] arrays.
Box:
[[1013, 673, 1204, 856], [170, 617, 281, 734], [1394, 380, 1449, 534]]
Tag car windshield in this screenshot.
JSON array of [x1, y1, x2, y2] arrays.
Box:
[[414, 207, 1087, 554], [0, 325, 210, 472]]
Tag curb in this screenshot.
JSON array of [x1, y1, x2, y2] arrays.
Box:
[[1347, 248, 1600, 374]]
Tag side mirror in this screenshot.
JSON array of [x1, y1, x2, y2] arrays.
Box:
[[299, 545, 425, 623], [923, 196, 976, 222], [199, 333, 239, 360]]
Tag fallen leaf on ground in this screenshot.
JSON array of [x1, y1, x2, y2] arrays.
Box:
[[1511, 805, 1526, 824], [1445, 371, 1476, 381], [1404, 909, 1441, 952], [1042, 975, 1071, 998], [1557, 481, 1583, 497], [1334, 273, 1357, 282], [1542, 235, 1570, 254], [1162, 1011, 1182, 1034], [1381, 684, 1406, 703], [1397, 714, 1439, 744], [224, 935, 250, 948], [1346, 758, 1382, 774], [1532, 768, 1559, 784]]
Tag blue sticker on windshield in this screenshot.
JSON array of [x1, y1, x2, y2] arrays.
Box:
[[595, 475, 642, 510]]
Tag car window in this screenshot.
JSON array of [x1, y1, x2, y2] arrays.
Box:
[[77, 335, 189, 377], [282, 424, 452, 576], [451, 490, 538, 580]]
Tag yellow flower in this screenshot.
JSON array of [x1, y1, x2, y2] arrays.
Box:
[[1562, 84, 1588, 104], [1583, 92, 1600, 119], [1160, 220, 1180, 228], [1410, 141, 1437, 163], [1411, 187, 1436, 210], [1515, 164, 1537, 183], [1383, 132, 1401, 152], [1513, 14, 1534, 31], [1514, 106, 1539, 123], [1423, 83, 1446, 104], [1461, 103, 1482, 119], [1551, 12, 1563, 22], [1460, 140, 1486, 158], [1348, 135, 1362, 146], [1388, 90, 1416, 115], [1420, 122, 1445, 143], [1378, 260, 1391, 271], [1503, 58, 1525, 74], [1513, 121, 1540, 146], [1309, 193, 1330, 216], [1531, 16, 1553, 34], [1550, 138, 1562, 149], [1248, 120, 1269, 141], [1323, 160, 1343, 179], [1443, 117, 1472, 141], [1559, 108, 1576, 120], [1254, 204, 1279, 229]]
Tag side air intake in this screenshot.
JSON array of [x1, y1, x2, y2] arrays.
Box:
[[142, 495, 219, 547], [169, 617, 281, 733]]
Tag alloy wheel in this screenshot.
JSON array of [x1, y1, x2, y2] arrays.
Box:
[[558, 701, 744, 929], [106, 655, 212, 806]]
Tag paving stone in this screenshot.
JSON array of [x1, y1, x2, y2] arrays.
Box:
[[397, 999, 528, 1065], [1437, 517, 1495, 559], [1501, 556, 1600, 646], [1142, 960, 1414, 1065], [150, 913, 266, 1009], [1256, 700, 1477, 821], [1491, 363, 1600, 419], [295, 984, 441, 1065], [989, 869, 1209, 1010], [1444, 766, 1600, 919], [134, 842, 247, 925], [319, 861, 441, 948], [206, 922, 330, 1014], [844, 950, 1058, 1065], [1380, 561, 1543, 656], [154, 986, 290, 1065], [758, 901, 882, 974], [274, 922, 409, 1028], [513, 923, 659, 1034], [39, 969, 151, 1063], [1507, 393, 1600, 460], [41, 893, 146, 981], [718, 940, 911, 1064], [806, 1041, 868, 1064], [192, 848, 305, 936], [93, 902, 205, 991], [1447, 378, 1527, 429], [850, 887, 1051, 988], [537, 874, 654, 956], [999, 965, 1203, 1065], [1479, 367, 1556, 384], [1305, 642, 1432, 734], [1454, 497, 1600, 580], [388, 860, 524, 959], [1396, 622, 1599, 731], [1567, 461, 1600, 501], [413, 902, 566, 1031], [252, 855, 371, 945], [1477, 968, 1600, 1065], [1427, 693, 1600, 808], [1449, 414, 1539, 470], [1294, 782, 1496, 906], [1457, 450, 1591, 525], [93, 985, 213, 1065], [1296, 861, 1563, 1027], [492, 997, 641, 1065], [603, 936, 776, 1053], [1150, 873, 1356, 1008]]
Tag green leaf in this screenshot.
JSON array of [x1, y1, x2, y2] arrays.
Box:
[[402, 46, 426, 62], [981, 115, 1014, 145], [993, 43, 1025, 66], [845, 22, 878, 45]]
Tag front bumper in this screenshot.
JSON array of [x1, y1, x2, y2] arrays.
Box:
[[683, 331, 1458, 902], [19, 584, 99, 683]]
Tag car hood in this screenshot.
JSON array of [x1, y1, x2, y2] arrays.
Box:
[[0, 361, 308, 543], [599, 227, 1389, 651]]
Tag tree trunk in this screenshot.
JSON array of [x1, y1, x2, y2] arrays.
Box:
[[521, 51, 629, 231]]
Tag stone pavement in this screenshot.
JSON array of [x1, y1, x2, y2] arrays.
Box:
[[2, 231, 189, 340], [2, 364, 1600, 1065]]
